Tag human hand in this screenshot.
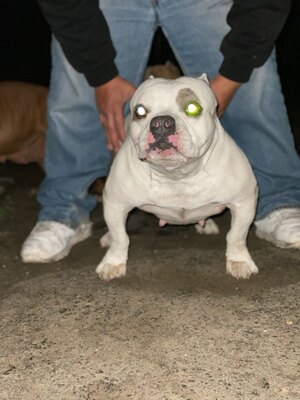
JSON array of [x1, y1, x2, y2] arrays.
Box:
[[209, 74, 241, 117], [95, 76, 136, 151]]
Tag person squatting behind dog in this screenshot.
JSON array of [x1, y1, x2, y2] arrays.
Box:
[[21, 0, 300, 263]]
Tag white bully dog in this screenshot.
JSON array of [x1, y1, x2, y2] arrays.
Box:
[[96, 75, 258, 281]]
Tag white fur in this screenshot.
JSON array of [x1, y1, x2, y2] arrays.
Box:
[[96, 76, 258, 280]]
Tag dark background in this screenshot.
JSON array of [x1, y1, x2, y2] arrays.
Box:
[[0, 0, 299, 152]]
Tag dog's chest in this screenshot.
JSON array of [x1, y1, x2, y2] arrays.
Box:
[[139, 181, 225, 224]]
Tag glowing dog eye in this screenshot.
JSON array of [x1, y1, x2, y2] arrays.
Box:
[[184, 101, 202, 117], [134, 104, 147, 118]]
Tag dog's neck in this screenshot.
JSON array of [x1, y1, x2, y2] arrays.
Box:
[[147, 158, 204, 180]]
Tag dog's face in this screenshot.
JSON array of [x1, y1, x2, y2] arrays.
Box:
[[129, 75, 218, 170]]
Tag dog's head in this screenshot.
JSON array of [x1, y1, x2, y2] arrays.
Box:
[[129, 75, 218, 171]]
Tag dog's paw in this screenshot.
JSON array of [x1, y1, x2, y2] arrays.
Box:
[[99, 232, 111, 248], [195, 218, 219, 235], [226, 259, 258, 279], [96, 262, 126, 281]]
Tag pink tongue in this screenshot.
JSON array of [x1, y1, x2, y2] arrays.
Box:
[[159, 219, 166, 227]]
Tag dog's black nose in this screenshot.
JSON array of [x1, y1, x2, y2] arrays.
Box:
[[150, 115, 176, 138]]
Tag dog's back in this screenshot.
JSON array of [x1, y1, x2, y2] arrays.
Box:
[[0, 81, 48, 165]]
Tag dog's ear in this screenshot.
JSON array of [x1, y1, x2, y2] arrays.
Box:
[[198, 73, 210, 85]]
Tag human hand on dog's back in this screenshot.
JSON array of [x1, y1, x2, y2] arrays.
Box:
[[210, 74, 241, 117], [95, 76, 136, 152]]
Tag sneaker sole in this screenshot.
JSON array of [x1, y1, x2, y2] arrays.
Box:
[[22, 223, 92, 263], [255, 229, 300, 249]]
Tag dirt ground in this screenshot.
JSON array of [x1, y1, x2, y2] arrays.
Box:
[[0, 163, 299, 400]]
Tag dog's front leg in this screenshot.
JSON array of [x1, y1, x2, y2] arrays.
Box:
[[96, 203, 131, 281], [226, 199, 258, 279]]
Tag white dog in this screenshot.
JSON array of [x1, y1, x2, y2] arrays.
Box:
[[96, 75, 258, 280]]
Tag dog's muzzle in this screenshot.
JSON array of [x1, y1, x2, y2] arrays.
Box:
[[149, 115, 176, 151]]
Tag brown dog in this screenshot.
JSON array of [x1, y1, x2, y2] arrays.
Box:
[[145, 60, 181, 80], [0, 62, 179, 192], [0, 81, 48, 167]]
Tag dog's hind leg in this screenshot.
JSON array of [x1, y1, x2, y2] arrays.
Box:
[[195, 218, 219, 235]]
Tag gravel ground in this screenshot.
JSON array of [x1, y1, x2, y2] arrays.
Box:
[[0, 163, 299, 400]]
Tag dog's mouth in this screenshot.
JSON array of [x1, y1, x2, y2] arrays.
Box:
[[148, 137, 176, 152], [134, 115, 200, 164], [150, 134, 181, 154], [139, 129, 187, 161], [138, 115, 188, 160]]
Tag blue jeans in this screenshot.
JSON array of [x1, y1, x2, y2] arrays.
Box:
[[38, 0, 300, 228]]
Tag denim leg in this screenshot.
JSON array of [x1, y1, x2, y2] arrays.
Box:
[[223, 55, 300, 219], [39, 3, 157, 228], [38, 38, 111, 228], [158, 0, 300, 219], [100, 0, 157, 87]]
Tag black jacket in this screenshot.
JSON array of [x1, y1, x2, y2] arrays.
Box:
[[37, 0, 291, 86]]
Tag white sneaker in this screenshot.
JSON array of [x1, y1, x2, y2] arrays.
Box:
[[21, 221, 92, 263], [255, 208, 300, 249]]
